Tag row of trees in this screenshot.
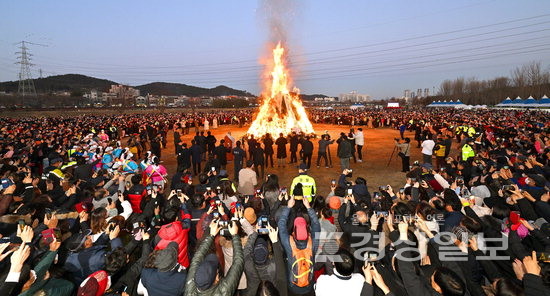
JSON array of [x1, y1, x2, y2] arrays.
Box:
[[413, 62, 550, 106], [211, 97, 252, 108]]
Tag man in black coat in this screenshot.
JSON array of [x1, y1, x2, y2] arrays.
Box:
[[177, 143, 191, 173], [275, 133, 288, 167], [247, 135, 257, 160], [301, 136, 314, 169], [252, 143, 265, 179], [263, 133, 274, 168], [213, 140, 231, 170], [205, 131, 216, 156], [232, 141, 246, 182], [190, 140, 202, 176], [289, 132, 299, 164]]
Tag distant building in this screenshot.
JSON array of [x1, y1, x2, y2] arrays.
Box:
[[146, 94, 159, 106], [403, 89, 411, 101], [135, 96, 147, 106], [314, 97, 336, 102], [339, 91, 371, 102], [84, 89, 103, 103], [52, 91, 71, 96], [173, 97, 187, 106], [107, 84, 140, 106]]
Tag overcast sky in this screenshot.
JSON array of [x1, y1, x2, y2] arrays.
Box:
[[1, 0, 550, 98]]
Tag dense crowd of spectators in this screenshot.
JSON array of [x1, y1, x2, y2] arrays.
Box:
[[0, 107, 549, 296]]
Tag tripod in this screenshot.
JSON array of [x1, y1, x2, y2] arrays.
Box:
[[386, 145, 398, 167], [327, 146, 333, 167]]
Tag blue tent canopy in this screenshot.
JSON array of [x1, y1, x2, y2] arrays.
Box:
[[523, 96, 537, 105], [496, 95, 549, 108]]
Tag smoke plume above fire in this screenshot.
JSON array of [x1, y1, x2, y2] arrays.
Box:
[[247, 0, 314, 137]]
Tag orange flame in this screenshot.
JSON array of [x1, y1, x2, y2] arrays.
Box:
[[247, 42, 314, 137]]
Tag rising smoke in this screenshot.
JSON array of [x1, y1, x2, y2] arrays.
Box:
[[258, 0, 296, 45], [246, 1, 315, 137]]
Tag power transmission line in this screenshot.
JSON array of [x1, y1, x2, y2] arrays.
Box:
[[28, 27, 550, 78], [14, 14, 550, 72], [15, 41, 37, 96], [14, 41, 47, 96]]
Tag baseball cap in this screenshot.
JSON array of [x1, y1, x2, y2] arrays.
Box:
[[328, 196, 342, 210], [77, 270, 109, 296], [154, 242, 179, 272], [66, 229, 92, 252], [293, 217, 308, 241], [195, 253, 219, 290], [253, 237, 269, 265], [244, 207, 257, 225]]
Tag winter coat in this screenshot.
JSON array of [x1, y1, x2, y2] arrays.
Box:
[[126, 184, 147, 214], [278, 207, 321, 295], [64, 236, 123, 284], [185, 235, 244, 296], [337, 139, 352, 158], [155, 204, 192, 268], [140, 268, 187, 296]]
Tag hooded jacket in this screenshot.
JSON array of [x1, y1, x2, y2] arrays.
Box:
[[278, 207, 321, 294], [154, 204, 192, 268], [242, 232, 287, 296], [185, 235, 244, 296]]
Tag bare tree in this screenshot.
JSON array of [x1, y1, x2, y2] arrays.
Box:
[[439, 79, 452, 96], [452, 77, 465, 98], [511, 65, 527, 88]]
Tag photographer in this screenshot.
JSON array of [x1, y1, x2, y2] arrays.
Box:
[[338, 169, 372, 206], [337, 132, 352, 170], [395, 138, 411, 173]]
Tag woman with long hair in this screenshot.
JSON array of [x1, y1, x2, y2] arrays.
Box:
[[261, 174, 279, 210], [218, 180, 238, 208], [90, 207, 108, 242]]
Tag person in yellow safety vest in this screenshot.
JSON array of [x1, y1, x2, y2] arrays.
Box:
[[43, 157, 65, 182], [454, 126, 461, 134], [61, 161, 77, 171], [219, 171, 238, 193], [290, 163, 316, 202], [67, 148, 76, 158], [434, 136, 447, 170], [461, 138, 476, 161], [467, 126, 476, 138]]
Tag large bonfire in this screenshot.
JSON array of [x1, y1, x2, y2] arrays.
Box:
[[247, 42, 314, 137]]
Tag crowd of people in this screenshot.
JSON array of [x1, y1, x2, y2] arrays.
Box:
[[0, 107, 549, 296]]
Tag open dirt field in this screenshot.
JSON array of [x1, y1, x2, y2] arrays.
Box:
[[1, 107, 455, 195], [162, 123, 454, 196]]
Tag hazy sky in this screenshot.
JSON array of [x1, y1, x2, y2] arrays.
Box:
[[1, 0, 550, 98]]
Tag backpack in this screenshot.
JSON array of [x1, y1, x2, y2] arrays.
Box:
[[289, 236, 313, 288]]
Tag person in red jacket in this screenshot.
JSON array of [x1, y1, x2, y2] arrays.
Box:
[[126, 174, 147, 214], [153, 192, 192, 268]]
